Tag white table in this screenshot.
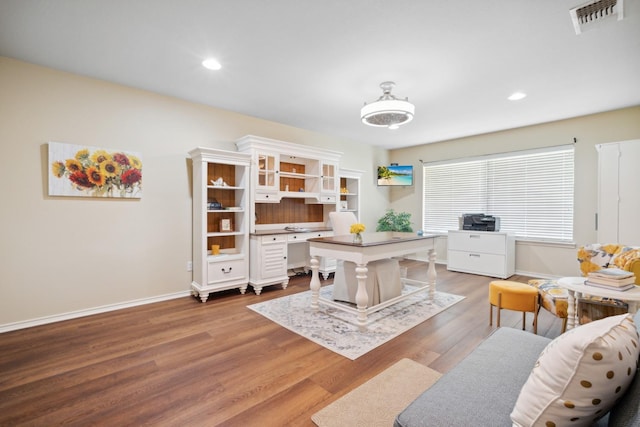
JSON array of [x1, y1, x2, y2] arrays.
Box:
[[558, 276, 640, 330], [307, 232, 439, 325]]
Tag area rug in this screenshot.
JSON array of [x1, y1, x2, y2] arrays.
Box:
[[247, 285, 464, 359], [311, 358, 442, 427]]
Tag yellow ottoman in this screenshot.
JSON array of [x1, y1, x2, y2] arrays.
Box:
[[489, 280, 538, 334]]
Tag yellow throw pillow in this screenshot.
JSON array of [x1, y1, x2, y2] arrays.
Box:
[[511, 314, 639, 427]]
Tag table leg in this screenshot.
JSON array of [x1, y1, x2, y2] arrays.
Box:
[[310, 256, 321, 310], [427, 248, 437, 302], [355, 263, 369, 325], [567, 289, 576, 330]]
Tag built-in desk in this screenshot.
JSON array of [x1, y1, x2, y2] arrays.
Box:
[[308, 232, 440, 325], [249, 227, 334, 294]]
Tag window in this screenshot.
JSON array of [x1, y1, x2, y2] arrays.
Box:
[[423, 145, 574, 242]]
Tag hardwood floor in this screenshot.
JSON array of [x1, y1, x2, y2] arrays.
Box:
[[0, 262, 562, 426]]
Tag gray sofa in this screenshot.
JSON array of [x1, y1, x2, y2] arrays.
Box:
[[394, 322, 640, 427]]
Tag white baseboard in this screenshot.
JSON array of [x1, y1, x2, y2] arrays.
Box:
[[514, 270, 561, 280], [0, 290, 192, 333]]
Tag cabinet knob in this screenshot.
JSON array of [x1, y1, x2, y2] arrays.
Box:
[[221, 267, 233, 273]]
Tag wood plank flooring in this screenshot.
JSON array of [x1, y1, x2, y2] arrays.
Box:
[[0, 262, 562, 426]]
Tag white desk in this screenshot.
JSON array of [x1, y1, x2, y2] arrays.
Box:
[[308, 232, 439, 325], [558, 276, 640, 330]]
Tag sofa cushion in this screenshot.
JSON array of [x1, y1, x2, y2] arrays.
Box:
[[608, 366, 640, 426], [394, 327, 551, 427], [511, 314, 640, 427]]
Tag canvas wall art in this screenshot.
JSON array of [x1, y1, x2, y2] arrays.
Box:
[[48, 142, 143, 198]]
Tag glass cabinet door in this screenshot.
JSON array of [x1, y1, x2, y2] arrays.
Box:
[[257, 152, 278, 191], [321, 162, 336, 193]]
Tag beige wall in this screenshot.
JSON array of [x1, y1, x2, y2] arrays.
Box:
[[0, 57, 389, 328], [389, 106, 640, 277], [2, 54, 638, 329]]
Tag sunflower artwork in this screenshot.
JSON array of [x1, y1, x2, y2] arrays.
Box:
[[48, 142, 143, 198]]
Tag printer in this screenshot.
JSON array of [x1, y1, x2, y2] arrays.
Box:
[[462, 213, 500, 232]]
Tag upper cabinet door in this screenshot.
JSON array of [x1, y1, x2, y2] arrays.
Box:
[[321, 161, 337, 194], [256, 152, 279, 192]]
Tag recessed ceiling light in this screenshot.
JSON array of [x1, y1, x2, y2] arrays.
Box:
[[202, 58, 222, 71], [508, 92, 527, 101]]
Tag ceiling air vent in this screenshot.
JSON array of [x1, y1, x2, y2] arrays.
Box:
[[570, 0, 624, 34]]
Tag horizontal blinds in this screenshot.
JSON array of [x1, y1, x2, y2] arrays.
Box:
[[423, 146, 574, 242]]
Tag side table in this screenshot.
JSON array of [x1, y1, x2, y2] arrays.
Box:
[[558, 276, 640, 330]]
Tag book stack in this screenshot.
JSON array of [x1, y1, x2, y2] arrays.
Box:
[[585, 268, 636, 291]]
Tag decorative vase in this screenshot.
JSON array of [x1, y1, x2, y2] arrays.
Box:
[[353, 232, 362, 244]]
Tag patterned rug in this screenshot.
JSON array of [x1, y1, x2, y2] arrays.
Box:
[[247, 285, 464, 360]]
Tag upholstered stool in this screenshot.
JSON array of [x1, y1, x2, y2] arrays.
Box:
[[528, 279, 569, 333], [489, 280, 538, 334]]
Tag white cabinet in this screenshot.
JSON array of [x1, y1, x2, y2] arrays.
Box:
[[596, 139, 640, 245], [338, 169, 363, 220], [236, 135, 342, 290], [189, 147, 251, 302], [447, 230, 515, 279], [249, 235, 289, 294], [236, 135, 342, 233], [320, 160, 338, 203]]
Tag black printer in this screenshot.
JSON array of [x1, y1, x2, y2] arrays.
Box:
[[462, 213, 500, 232]]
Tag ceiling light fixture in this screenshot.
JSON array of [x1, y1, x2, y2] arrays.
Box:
[[361, 81, 415, 129], [508, 92, 527, 101], [202, 58, 222, 71]]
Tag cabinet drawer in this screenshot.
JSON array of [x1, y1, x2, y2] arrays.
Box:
[[447, 250, 506, 277], [448, 231, 506, 255], [287, 230, 333, 243], [208, 259, 247, 284], [259, 235, 287, 245], [287, 233, 308, 243], [255, 191, 279, 202], [318, 194, 336, 204], [312, 230, 333, 238]]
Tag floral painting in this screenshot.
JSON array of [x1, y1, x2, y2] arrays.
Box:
[[48, 142, 143, 198]]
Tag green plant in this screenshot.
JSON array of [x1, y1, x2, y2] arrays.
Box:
[[376, 209, 413, 232]]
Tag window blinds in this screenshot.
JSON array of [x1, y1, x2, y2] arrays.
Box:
[[423, 145, 574, 242]]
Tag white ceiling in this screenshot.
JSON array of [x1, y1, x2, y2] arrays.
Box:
[[1, 0, 639, 149]]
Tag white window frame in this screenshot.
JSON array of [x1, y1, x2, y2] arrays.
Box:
[[422, 145, 574, 242]]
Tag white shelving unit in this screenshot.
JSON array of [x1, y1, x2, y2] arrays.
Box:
[[189, 147, 251, 302], [338, 168, 363, 220]]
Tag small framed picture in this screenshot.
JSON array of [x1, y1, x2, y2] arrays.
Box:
[[220, 218, 233, 232], [339, 200, 348, 210]]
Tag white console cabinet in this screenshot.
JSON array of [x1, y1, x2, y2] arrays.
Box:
[[447, 230, 515, 279]]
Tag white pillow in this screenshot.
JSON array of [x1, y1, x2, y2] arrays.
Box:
[[511, 314, 639, 427]]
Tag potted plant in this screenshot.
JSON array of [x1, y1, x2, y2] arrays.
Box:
[[376, 209, 413, 232]]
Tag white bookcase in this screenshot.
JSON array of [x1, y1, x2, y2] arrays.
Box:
[[338, 168, 363, 220], [189, 147, 251, 302]]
